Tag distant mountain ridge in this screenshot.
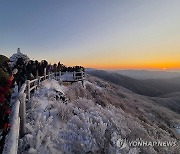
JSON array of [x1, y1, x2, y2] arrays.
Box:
[[111, 69, 180, 79], [86, 69, 180, 97], [150, 92, 180, 114]]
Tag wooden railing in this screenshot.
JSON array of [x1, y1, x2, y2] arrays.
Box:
[[53, 71, 85, 82], [2, 84, 26, 154], [2, 70, 85, 154]]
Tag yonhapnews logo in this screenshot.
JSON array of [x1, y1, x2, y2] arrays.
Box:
[[116, 138, 177, 149]]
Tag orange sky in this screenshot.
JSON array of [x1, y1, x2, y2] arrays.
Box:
[[82, 62, 180, 70], [2, 1, 180, 70]]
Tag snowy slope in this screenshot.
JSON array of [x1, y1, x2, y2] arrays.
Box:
[[18, 76, 180, 154]]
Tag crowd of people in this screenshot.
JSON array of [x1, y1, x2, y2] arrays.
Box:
[[13, 59, 84, 88], [0, 54, 84, 152], [0, 55, 15, 152]]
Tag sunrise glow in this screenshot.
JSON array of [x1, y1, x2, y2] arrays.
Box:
[[0, 0, 180, 70]]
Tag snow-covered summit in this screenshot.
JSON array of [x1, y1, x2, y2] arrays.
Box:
[[10, 48, 30, 67]]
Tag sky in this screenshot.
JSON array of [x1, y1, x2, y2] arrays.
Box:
[[0, 0, 180, 70]]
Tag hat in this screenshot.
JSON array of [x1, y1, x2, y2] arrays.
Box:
[[0, 55, 10, 66]]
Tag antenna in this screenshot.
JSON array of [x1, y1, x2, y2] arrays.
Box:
[[17, 48, 21, 53]]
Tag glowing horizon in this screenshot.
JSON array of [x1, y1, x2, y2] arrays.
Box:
[[0, 0, 180, 70]]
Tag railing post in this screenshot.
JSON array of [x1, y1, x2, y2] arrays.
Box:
[[73, 71, 75, 80], [51, 72, 53, 79], [48, 72, 50, 79], [19, 93, 26, 138], [26, 80, 30, 101], [44, 68, 47, 80], [14, 82, 18, 94], [81, 71, 84, 86], [81, 71, 83, 79], [66, 71, 68, 81], [59, 71, 61, 81], [52, 72, 54, 79], [38, 76, 41, 85]]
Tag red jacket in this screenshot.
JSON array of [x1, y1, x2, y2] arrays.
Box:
[[0, 78, 13, 103]]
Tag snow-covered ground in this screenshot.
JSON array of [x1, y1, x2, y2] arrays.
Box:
[[18, 79, 139, 153], [176, 125, 180, 135], [54, 72, 84, 82], [18, 77, 179, 154], [55, 73, 74, 81]]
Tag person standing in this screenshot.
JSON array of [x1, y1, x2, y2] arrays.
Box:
[[0, 55, 17, 153]]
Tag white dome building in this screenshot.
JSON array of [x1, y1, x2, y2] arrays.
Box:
[[10, 48, 30, 68]]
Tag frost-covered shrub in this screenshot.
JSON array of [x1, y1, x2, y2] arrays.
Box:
[[56, 98, 141, 154], [19, 114, 58, 154], [55, 101, 74, 122], [18, 77, 179, 154], [59, 111, 107, 153]]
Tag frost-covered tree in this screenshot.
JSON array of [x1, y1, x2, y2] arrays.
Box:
[[19, 114, 59, 154], [18, 78, 180, 154]]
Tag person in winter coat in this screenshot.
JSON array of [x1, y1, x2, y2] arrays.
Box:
[[26, 60, 35, 80], [0, 55, 14, 104], [13, 57, 26, 88], [38, 60, 48, 76], [0, 55, 17, 153]]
